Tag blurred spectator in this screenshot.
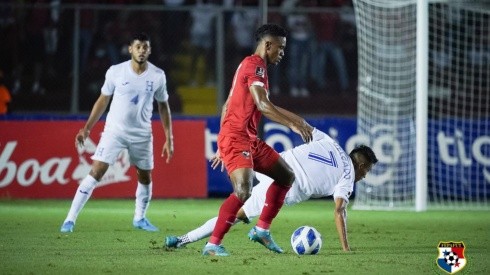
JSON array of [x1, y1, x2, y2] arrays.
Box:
[[310, 1, 349, 92], [43, 0, 60, 79], [100, 12, 132, 66], [163, 0, 186, 5], [189, 0, 218, 87], [0, 2, 23, 91], [78, 1, 97, 73], [284, 0, 314, 97], [14, 0, 60, 95], [230, 1, 260, 65], [81, 13, 132, 97], [161, 0, 188, 55], [0, 70, 12, 115], [267, 0, 286, 96]]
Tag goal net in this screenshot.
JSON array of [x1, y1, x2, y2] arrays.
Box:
[[352, 0, 490, 210]]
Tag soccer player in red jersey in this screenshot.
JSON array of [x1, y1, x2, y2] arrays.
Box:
[[202, 23, 314, 256]]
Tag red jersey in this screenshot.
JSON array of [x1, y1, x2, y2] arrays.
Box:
[[220, 55, 268, 140]]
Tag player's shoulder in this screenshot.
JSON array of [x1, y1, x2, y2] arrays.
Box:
[[104, 61, 126, 79], [244, 55, 265, 66], [310, 128, 334, 143], [106, 60, 129, 75], [240, 55, 266, 77], [147, 62, 166, 79], [111, 60, 131, 69], [147, 62, 164, 73]]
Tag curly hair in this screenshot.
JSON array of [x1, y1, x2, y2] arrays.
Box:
[[349, 145, 378, 165], [130, 32, 150, 45], [255, 24, 288, 42]]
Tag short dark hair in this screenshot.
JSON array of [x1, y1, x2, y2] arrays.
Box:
[[255, 23, 288, 42], [350, 145, 378, 165], [130, 32, 150, 45]]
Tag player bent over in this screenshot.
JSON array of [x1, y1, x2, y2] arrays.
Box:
[[165, 129, 378, 252]]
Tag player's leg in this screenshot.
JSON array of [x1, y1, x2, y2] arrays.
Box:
[[134, 168, 152, 222], [60, 160, 109, 232], [60, 132, 123, 233], [255, 142, 294, 228], [240, 173, 272, 222], [256, 156, 294, 228], [130, 139, 158, 231], [166, 217, 219, 248], [132, 168, 158, 231], [247, 141, 294, 253], [202, 136, 254, 256], [202, 167, 254, 256], [166, 177, 269, 248]]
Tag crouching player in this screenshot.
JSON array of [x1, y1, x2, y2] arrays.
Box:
[[165, 129, 378, 252]]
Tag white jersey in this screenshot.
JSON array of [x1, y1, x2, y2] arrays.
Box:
[[256, 129, 355, 205], [101, 60, 168, 140]]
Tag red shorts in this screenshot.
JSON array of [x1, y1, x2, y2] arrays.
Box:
[[218, 135, 280, 175]]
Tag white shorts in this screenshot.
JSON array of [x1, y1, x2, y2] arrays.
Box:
[[242, 173, 307, 220], [91, 132, 154, 170]]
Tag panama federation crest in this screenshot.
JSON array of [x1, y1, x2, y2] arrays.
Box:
[[436, 241, 467, 274]]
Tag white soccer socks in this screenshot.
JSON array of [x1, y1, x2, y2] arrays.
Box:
[[64, 175, 98, 223], [134, 182, 152, 222]]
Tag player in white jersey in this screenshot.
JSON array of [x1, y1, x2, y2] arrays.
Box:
[[165, 129, 377, 251], [60, 33, 174, 233]]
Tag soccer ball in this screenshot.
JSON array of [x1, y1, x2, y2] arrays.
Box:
[[290, 226, 322, 255]]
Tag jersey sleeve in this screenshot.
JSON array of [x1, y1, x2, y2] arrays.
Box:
[[332, 177, 354, 204], [312, 128, 327, 141], [244, 58, 267, 89], [101, 66, 115, 96], [154, 69, 169, 103]]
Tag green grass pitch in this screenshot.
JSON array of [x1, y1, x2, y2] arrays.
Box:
[[0, 199, 489, 274]]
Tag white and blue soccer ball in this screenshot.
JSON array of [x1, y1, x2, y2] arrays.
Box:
[[290, 226, 322, 255]]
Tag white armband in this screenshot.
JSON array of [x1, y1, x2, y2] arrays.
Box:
[[250, 81, 265, 88]]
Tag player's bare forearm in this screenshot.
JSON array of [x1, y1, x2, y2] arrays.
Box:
[[334, 198, 350, 251], [276, 106, 314, 131], [260, 104, 313, 143], [84, 94, 111, 131], [258, 101, 290, 125], [75, 94, 110, 148], [158, 101, 174, 162], [250, 85, 312, 142], [251, 88, 293, 126], [158, 101, 173, 140]]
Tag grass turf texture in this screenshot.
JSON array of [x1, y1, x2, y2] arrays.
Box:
[[0, 199, 489, 274]]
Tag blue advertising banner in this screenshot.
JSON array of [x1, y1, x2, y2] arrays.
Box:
[[205, 116, 489, 198], [428, 118, 490, 199]]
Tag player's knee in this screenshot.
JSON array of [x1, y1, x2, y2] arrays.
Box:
[[235, 190, 251, 203], [90, 161, 109, 180], [89, 168, 106, 181], [136, 168, 152, 184], [284, 169, 295, 186], [137, 174, 151, 184]]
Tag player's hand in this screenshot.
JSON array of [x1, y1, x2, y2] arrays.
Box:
[[161, 139, 174, 163], [291, 121, 313, 143], [75, 128, 90, 149], [210, 150, 224, 172]]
